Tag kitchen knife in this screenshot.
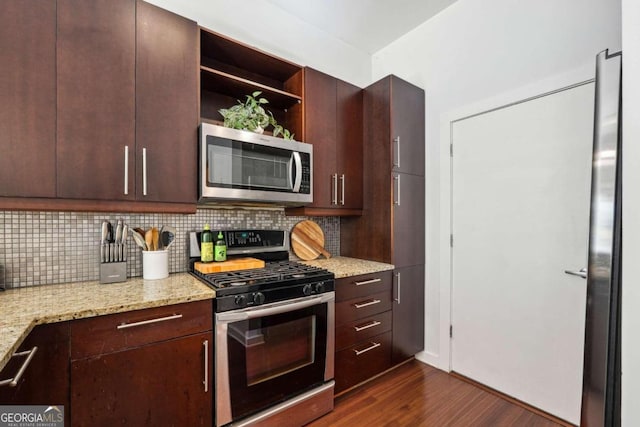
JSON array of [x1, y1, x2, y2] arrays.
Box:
[[100, 221, 109, 263], [114, 220, 123, 261], [121, 224, 128, 262]]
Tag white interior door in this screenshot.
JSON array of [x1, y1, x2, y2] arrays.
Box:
[[451, 83, 594, 424]]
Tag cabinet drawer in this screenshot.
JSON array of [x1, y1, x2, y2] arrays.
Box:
[[71, 300, 212, 359], [336, 311, 392, 351], [335, 331, 392, 393], [335, 270, 392, 302], [336, 291, 392, 324]]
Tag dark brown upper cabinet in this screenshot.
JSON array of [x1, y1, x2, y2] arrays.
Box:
[[286, 68, 363, 216], [135, 0, 198, 204], [199, 28, 304, 138], [391, 77, 425, 176], [0, 1, 56, 198], [56, 0, 137, 202], [0, 0, 197, 213], [341, 75, 425, 264]]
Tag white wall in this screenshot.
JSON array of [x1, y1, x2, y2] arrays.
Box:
[[621, 0, 640, 424], [371, 0, 621, 369], [145, 0, 372, 87]]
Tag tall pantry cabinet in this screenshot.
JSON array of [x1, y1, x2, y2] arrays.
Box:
[[341, 75, 425, 364]]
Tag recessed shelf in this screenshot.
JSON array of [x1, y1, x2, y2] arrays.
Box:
[[200, 66, 301, 110]]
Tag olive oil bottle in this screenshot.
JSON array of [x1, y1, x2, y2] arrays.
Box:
[[215, 231, 227, 262], [200, 224, 214, 263]]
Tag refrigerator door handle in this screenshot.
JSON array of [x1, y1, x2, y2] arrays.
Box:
[[564, 268, 587, 279]]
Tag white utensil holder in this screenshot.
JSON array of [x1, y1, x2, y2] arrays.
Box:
[[142, 250, 169, 280]]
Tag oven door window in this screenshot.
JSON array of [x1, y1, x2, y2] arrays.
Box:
[[207, 136, 294, 192], [226, 303, 328, 421]]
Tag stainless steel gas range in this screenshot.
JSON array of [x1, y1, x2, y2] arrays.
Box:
[[189, 230, 335, 427]]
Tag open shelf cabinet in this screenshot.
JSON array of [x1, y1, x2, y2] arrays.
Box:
[[199, 28, 304, 138]]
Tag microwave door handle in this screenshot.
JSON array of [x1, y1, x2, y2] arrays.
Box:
[[292, 152, 302, 193]]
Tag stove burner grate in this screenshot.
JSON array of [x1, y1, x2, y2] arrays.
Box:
[[195, 260, 329, 289]]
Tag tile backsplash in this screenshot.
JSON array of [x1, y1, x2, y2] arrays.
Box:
[[0, 209, 339, 289]]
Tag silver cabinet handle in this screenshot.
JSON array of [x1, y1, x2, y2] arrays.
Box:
[[393, 136, 401, 169], [564, 268, 587, 279], [339, 174, 345, 205], [394, 272, 401, 304], [354, 299, 381, 309], [354, 320, 381, 332], [124, 145, 129, 195], [116, 313, 183, 330], [354, 278, 381, 286], [142, 147, 148, 196], [332, 173, 338, 205], [203, 340, 209, 393], [393, 175, 401, 206], [0, 346, 38, 387], [354, 342, 381, 356]]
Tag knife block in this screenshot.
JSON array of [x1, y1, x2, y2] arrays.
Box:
[[100, 262, 127, 284]]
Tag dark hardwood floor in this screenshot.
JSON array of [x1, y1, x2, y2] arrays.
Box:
[[309, 360, 564, 427]]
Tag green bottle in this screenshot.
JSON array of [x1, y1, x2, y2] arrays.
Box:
[[200, 224, 214, 263], [215, 232, 227, 262]]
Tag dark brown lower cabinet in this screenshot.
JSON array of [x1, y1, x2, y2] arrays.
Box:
[[335, 331, 392, 393], [0, 323, 70, 425], [392, 265, 425, 364], [71, 332, 212, 426], [334, 271, 393, 394], [69, 301, 213, 426]]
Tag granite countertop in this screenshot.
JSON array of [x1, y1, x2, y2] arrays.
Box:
[[0, 257, 392, 372], [0, 273, 215, 372], [301, 256, 394, 278]]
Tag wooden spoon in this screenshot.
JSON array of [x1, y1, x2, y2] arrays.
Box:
[[145, 229, 154, 251], [151, 227, 159, 251]]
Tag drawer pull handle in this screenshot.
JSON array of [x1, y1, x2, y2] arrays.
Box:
[[117, 313, 183, 330], [354, 342, 381, 356], [0, 346, 38, 388], [354, 320, 382, 332], [354, 299, 381, 309], [354, 278, 382, 286]]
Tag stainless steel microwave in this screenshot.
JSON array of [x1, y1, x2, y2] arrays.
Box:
[[199, 123, 313, 206]]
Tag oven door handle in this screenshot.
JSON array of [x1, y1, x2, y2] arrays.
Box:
[[216, 293, 335, 322]]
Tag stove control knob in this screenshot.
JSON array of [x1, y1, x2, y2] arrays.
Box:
[[253, 292, 265, 305], [315, 282, 325, 294], [234, 295, 246, 307], [303, 284, 313, 296]]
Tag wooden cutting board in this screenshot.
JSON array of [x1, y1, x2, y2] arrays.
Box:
[[291, 220, 331, 260], [194, 257, 265, 274]]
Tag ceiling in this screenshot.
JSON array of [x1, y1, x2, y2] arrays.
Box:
[[264, 0, 458, 54]]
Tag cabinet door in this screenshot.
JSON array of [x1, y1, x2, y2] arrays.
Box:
[[304, 68, 337, 209], [0, 323, 70, 425], [390, 76, 425, 177], [135, 1, 198, 203], [392, 265, 425, 364], [392, 173, 425, 268], [336, 80, 363, 210], [0, 1, 56, 198], [57, 0, 136, 200], [71, 332, 212, 426]]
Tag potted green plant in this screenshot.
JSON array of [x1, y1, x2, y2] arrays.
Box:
[[219, 91, 294, 140]]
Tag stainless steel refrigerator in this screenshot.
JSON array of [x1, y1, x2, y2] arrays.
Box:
[[566, 49, 622, 427]]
